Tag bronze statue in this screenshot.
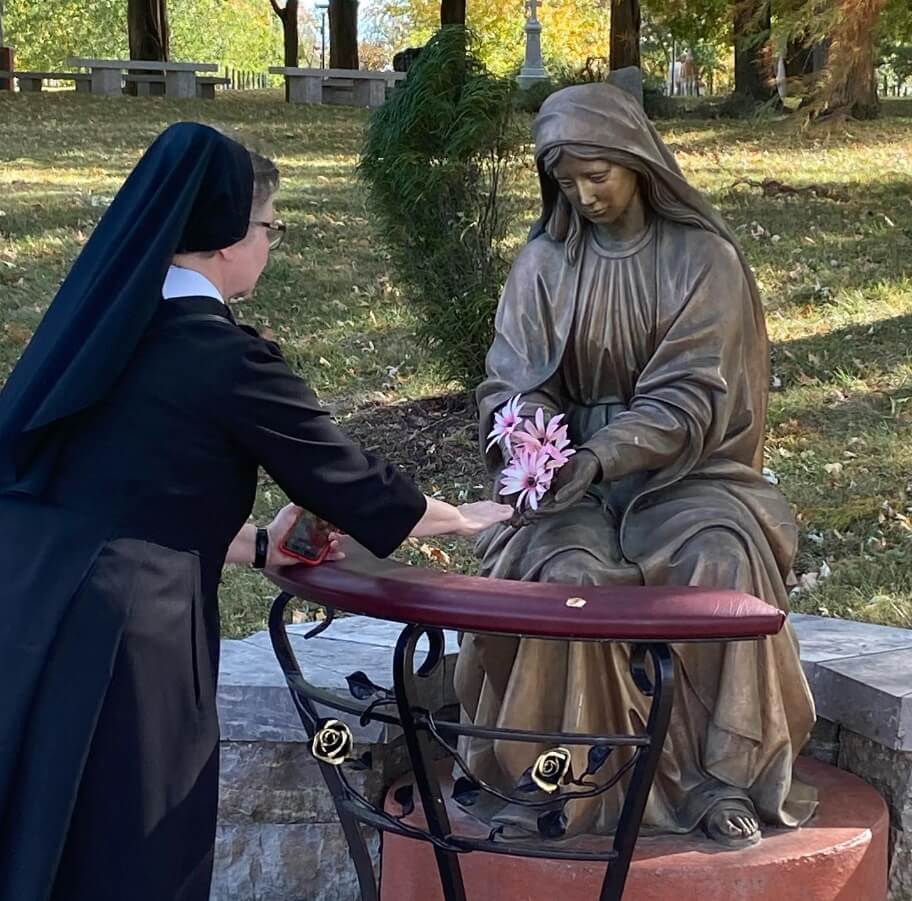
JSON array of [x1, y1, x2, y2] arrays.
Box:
[[454, 83, 817, 848]]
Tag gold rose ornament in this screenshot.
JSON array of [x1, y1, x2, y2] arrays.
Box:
[[531, 747, 572, 793], [311, 719, 354, 766]]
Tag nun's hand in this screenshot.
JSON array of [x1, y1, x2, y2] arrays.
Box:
[[516, 450, 601, 526], [266, 503, 345, 567], [455, 500, 514, 536]]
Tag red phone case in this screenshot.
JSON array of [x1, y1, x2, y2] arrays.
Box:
[[280, 542, 330, 566], [280, 513, 332, 566]]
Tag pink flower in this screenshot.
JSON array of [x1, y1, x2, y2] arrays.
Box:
[[500, 448, 555, 511], [543, 442, 576, 469], [486, 395, 525, 453], [523, 409, 569, 447], [514, 411, 575, 467]]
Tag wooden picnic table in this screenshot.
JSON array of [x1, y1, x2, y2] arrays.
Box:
[[269, 66, 405, 108], [66, 57, 219, 98]]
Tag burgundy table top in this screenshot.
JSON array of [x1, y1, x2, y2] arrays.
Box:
[[266, 540, 785, 643]]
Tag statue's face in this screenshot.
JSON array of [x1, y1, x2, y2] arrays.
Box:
[[552, 155, 640, 226]]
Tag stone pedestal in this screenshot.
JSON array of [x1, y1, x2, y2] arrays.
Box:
[[352, 78, 387, 109], [288, 74, 324, 105], [517, 4, 547, 90], [381, 758, 888, 901], [91, 68, 122, 97], [165, 70, 196, 99], [794, 613, 912, 898]]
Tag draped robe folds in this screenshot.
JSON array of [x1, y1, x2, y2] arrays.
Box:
[[454, 218, 818, 836]]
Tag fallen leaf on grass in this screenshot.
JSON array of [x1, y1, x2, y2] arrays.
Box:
[[418, 544, 450, 566], [3, 323, 32, 344]]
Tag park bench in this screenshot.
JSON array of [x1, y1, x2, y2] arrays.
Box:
[[0, 70, 91, 92], [121, 72, 228, 99], [265, 539, 786, 901], [269, 66, 405, 108], [123, 73, 166, 97], [65, 57, 219, 99], [197, 75, 230, 99]]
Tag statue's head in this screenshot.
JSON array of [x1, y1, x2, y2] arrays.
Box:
[[525, 83, 766, 338], [530, 82, 706, 263]]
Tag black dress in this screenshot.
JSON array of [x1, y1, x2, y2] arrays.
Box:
[[0, 297, 426, 901]]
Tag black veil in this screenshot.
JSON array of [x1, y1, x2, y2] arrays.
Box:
[[0, 122, 254, 493]]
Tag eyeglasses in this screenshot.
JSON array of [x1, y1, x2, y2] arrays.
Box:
[[251, 218, 287, 250]]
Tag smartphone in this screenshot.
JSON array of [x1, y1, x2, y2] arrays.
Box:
[[280, 510, 333, 565]]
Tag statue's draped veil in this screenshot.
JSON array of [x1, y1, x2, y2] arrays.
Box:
[[530, 83, 768, 374]]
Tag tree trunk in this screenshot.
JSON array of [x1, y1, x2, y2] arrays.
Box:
[[268, 1, 299, 66], [440, 0, 466, 25], [733, 0, 775, 101], [816, 0, 884, 119], [268, 0, 299, 100], [329, 0, 359, 69], [609, 0, 640, 70], [128, 0, 169, 61], [282, 0, 299, 68], [823, 41, 879, 117]]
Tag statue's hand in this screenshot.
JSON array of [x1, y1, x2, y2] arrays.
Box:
[[518, 449, 602, 525]]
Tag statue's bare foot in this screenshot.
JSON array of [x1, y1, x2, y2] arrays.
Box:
[[701, 801, 761, 849]]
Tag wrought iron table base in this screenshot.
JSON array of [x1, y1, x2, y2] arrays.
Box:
[[269, 591, 675, 901]]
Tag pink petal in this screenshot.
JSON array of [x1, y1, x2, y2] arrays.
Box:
[[513, 432, 542, 452]]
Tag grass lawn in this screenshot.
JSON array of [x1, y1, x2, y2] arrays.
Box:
[[1, 89, 910, 637]]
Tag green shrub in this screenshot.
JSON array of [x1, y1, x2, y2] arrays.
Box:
[[359, 27, 523, 387], [514, 77, 558, 114]]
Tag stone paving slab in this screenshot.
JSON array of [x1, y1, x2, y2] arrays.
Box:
[[791, 614, 912, 751], [790, 613, 912, 663], [811, 648, 912, 751]]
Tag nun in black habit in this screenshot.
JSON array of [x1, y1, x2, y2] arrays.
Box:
[[0, 122, 511, 901]]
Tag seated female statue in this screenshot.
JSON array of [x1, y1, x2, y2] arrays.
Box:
[[455, 83, 817, 848]]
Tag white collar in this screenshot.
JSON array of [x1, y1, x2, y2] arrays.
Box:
[[162, 265, 225, 304]]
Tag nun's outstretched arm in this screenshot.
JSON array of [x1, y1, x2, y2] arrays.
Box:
[[218, 332, 427, 558]]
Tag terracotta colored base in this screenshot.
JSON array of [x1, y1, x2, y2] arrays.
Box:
[[380, 759, 888, 901]]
